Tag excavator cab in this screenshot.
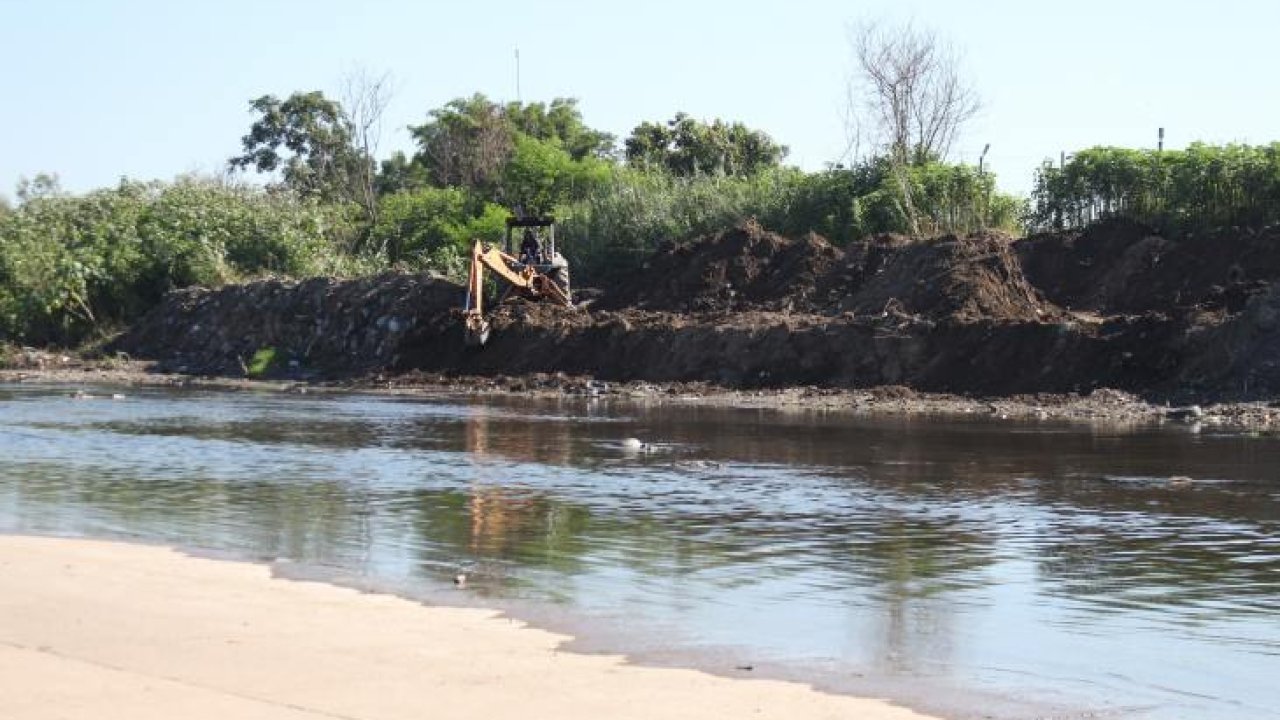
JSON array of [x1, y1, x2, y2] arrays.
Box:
[[504, 216, 570, 295], [462, 215, 572, 347]]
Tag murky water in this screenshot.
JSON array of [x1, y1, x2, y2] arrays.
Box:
[[1, 383, 1278, 718]]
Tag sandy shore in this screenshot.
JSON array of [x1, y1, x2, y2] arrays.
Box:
[[0, 535, 936, 720]]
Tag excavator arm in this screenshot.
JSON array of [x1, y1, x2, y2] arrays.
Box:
[[463, 240, 570, 346]]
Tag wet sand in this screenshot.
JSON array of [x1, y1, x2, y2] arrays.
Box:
[[0, 535, 936, 720]]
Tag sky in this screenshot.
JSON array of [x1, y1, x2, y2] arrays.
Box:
[[1, 0, 1276, 200]]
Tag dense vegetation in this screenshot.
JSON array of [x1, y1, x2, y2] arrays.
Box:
[[1, 90, 1023, 345], [564, 160, 1019, 284], [0, 177, 361, 344], [1029, 143, 1280, 234]]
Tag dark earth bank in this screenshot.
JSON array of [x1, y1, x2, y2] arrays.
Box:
[[106, 218, 1280, 404]]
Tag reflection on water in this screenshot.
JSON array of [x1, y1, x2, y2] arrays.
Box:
[[1, 384, 1278, 718]]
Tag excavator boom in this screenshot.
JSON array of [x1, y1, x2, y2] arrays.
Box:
[[463, 239, 570, 347]]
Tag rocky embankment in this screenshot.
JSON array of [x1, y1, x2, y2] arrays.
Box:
[[109, 218, 1280, 404]]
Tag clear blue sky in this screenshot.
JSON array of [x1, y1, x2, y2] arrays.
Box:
[[1, 0, 1275, 200]]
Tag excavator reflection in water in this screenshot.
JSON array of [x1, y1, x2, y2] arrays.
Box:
[[460, 406, 581, 561]]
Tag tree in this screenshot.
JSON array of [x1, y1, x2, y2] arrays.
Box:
[[376, 151, 430, 196], [501, 134, 611, 214], [340, 69, 394, 223], [624, 113, 786, 177], [847, 20, 980, 166], [405, 94, 616, 210], [845, 20, 981, 235], [15, 173, 64, 204], [408, 94, 514, 195], [504, 98, 615, 160], [228, 91, 370, 206]]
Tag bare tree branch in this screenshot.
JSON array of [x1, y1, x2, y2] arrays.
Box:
[[341, 67, 394, 224], [846, 19, 981, 235], [847, 19, 980, 166]]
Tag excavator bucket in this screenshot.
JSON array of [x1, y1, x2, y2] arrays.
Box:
[[464, 314, 491, 347]]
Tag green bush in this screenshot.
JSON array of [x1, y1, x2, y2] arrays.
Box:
[[367, 187, 508, 274], [502, 133, 611, 214], [557, 167, 796, 284], [245, 346, 278, 378], [0, 177, 349, 344], [1028, 143, 1280, 233]]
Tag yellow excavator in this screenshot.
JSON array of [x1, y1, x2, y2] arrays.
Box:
[[463, 215, 572, 346]]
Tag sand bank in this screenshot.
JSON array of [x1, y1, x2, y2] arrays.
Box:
[[0, 535, 936, 720]]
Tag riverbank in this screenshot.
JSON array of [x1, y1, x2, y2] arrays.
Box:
[[4, 357, 1280, 433], [95, 220, 1280, 404], [9, 219, 1280, 417], [0, 535, 934, 720]]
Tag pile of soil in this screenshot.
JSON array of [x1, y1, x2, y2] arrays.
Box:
[[819, 231, 1058, 322], [1016, 218, 1280, 315], [601, 220, 841, 312], [607, 222, 1057, 323], [1173, 283, 1280, 398]]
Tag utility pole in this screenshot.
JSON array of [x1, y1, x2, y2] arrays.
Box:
[[514, 47, 521, 104], [978, 143, 992, 227], [1158, 127, 1165, 152]]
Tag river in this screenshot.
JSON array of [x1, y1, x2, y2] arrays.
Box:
[[1, 383, 1277, 718]]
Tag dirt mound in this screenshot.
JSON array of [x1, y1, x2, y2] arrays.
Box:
[[1173, 281, 1280, 399], [1016, 218, 1280, 315], [818, 231, 1058, 322], [603, 222, 1052, 323], [114, 272, 461, 377], [601, 220, 841, 312]]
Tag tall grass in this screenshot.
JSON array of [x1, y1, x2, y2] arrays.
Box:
[[557, 167, 795, 283], [559, 162, 1023, 284], [1028, 143, 1280, 234]]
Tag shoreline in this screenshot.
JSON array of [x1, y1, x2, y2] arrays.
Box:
[[0, 534, 938, 720], [0, 377, 1182, 718], [3, 359, 1280, 433]]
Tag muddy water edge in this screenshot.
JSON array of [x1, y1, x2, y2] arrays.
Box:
[[1, 382, 1278, 719]]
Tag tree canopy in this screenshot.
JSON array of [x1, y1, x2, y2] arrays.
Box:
[[504, 98, 615, 161], [404, 94, 613, 212], [228, 91, 371, 206], [408, 94, 514, 195], [624, 113, 787, 177]]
